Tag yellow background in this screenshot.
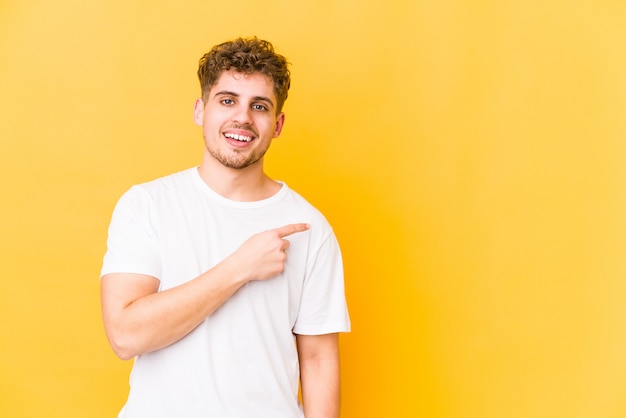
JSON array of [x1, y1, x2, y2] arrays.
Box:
[[2, 1, 626, 417]]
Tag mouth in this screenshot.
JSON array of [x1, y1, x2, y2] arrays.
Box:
[[224, 132, 254, 143]]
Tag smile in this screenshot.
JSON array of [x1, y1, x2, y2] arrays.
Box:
[[224, 133, 253, 142]]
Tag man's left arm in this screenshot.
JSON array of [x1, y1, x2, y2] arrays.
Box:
[[296, 333, 341, 418]]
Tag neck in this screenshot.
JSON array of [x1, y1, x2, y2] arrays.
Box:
[[197, 156, 280, 202]]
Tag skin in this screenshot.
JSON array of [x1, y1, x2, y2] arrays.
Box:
[[193, 69, 285, 201], [101, 69, 340, 417]]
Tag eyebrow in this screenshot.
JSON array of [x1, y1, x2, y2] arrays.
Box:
[[213, 90, 275, 109]]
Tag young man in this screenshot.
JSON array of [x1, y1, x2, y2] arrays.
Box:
[[100, 37, 351, 417]]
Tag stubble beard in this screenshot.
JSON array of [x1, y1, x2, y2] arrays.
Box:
[[205, 140, 268, 170]]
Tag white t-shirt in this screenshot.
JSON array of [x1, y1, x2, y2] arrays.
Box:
[[101, 167, 351, 418]]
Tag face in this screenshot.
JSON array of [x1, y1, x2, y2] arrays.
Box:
[[194, 70, 285, 170]]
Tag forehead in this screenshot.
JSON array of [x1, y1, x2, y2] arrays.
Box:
[[212, 70, 276, 100]]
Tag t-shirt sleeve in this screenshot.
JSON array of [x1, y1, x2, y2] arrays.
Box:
[[100, 186, 162, 280], [293, 231, 351, 335]]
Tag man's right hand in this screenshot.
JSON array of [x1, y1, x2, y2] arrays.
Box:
[[229, 223, 310, 282]]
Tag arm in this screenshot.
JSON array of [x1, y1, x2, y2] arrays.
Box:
[[101, 223, 309, 360], [296, 333, 341, 418], [101, 260, 244, 360]]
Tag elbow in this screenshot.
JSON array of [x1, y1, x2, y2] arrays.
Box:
[[105, 330, 141, 360], [103, 315, 155, 360], [112, 345, 137, 361]]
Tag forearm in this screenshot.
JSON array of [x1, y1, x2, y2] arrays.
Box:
[[297, 334, 341, 418], [102, 258, 247, 359], [102, 224, 308, 360]]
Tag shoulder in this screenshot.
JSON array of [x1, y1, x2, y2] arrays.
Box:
[[119, 167, 197, 201], [280, 185, 335, 239], [133, 167, 197, 194], [111, 167, 198, 218], [281, 185, 325, 218]]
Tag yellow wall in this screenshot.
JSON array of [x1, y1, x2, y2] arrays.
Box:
[[2, 1, 626, 417]]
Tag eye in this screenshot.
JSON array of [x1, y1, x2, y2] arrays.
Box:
[[252, 104, 268, 111], [221, 99, 235, 105]]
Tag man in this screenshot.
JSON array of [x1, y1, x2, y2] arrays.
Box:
[[100, 37, 351, 417]]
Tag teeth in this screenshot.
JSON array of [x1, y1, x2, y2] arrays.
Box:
[[225, 133, 252, 142]]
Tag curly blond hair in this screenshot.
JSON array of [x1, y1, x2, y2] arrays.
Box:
[[197, 37, 291, 113]]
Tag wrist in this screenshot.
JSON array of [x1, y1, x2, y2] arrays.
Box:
[[218, 254, 251, 285]]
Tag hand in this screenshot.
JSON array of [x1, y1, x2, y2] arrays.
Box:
[[229, 223, 310, 282]]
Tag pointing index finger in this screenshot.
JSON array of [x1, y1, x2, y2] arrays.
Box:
[[276, 223, 310, 238]]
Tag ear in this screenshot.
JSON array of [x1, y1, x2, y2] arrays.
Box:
[[193, 99, 205, 126], [273, 112, 285, 138]]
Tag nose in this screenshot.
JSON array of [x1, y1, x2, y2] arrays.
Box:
[[232, 103, 253, 125]]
